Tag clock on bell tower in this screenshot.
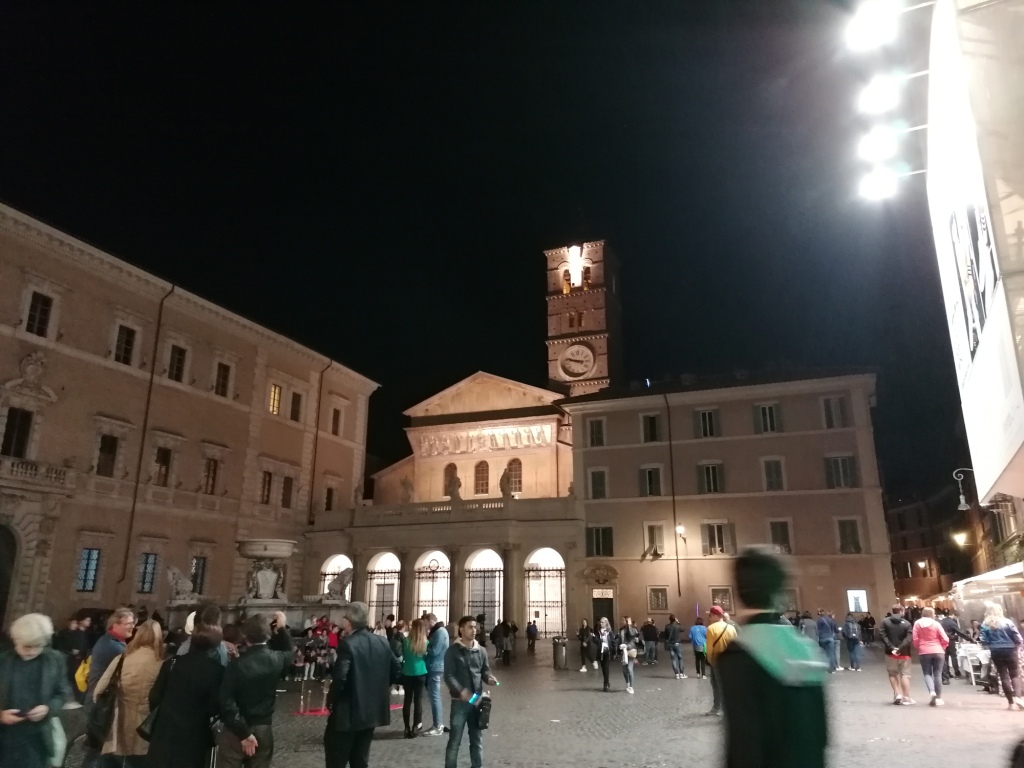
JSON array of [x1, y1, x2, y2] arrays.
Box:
[[544, 240, 623, 396]]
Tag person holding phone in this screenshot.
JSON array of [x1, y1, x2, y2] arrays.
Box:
[[443, 616, 498, 768]]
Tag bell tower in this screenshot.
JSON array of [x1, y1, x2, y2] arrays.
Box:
[[545, 240, 622, 396]]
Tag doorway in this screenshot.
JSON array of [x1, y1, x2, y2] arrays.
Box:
[[0, 527, 15, 627], [592, 597, 614, 629]]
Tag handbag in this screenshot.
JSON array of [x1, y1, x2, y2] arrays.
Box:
[[627, 648, 638, 659], [74, 657, 90, 693], [86, 655, 125, 747], [137, 657, 175, 741]]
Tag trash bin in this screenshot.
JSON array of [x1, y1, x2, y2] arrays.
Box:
[[552, 636, 569, 669]]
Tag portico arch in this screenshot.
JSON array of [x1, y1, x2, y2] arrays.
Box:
[[415, 550, 451, 625], [465, 548, 503, 630], [524, 547, 566, 637], [319, 554, 353, 601], [366, 551, 400, 624]]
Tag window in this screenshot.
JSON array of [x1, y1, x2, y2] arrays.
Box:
[[153, 447, 172, 487], [214, 363, 231, 397], [443, 463, 458, 497], [639, 466, 662, 496], [75, 548, 101, 592], [588, 468, 608, 500], [268, 384, 282, 415], [696, 409, 719, 438], [587, 418, 606, 448], [769, 520, 792, 554], [562, 269, 571, 294], [641, 414, 660, 443], [281, 476, 294, 508], [755, 404, 780, 434], [474, 461, 489, 495], [138, 553, 158, 594], [837, 519, 863, 554], [114, 325, 136, 365], [325, 487, 335, 512], [190, 556, 207, 594], [762, 458, 785, 492], [586, 526, 614, 557], [582, 265, 592, 289], [290, 392, 303, 422], [331, 408, 341, 436], [710, 586, 735, 613], [568, 312, 576, 328], [701, 522, 735, 556], [96, 435, 119, 478], [202, 458, 219, 495], [823, 396, 848, 429], [167, 345, 187, 382], [699, 463, 723, 494], [1, 407, 33, 459], [825, 456, 859, 488], [25, 291, 53, 337], [645, 523, 666, 556], [505, 458, 523, 493], [647, 586, 669, 612], [259, 471, 273, 504]]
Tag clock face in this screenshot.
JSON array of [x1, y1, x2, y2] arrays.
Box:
[[559, 344, 596, 379]]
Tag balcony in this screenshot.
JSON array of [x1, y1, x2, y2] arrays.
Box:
[[348, 497, 580, 528], [0, 457, 75, 492]]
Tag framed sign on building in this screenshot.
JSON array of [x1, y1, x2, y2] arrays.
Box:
[[709, 586, 734, 614]]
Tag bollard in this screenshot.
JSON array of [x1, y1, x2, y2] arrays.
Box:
[[552, 636, 569, 669]]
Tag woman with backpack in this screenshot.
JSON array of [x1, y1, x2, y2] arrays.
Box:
[[842, 613, 863, 671]]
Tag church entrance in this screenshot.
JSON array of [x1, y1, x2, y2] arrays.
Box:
[[0, 526, 16, 627]]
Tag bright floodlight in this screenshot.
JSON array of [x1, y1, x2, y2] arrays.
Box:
[[858, 74, 901, 114], [846, 0, 900, 51], [858, 125, 898, 162], [952, 531, 968, 547], [859, 165, 898, 200]]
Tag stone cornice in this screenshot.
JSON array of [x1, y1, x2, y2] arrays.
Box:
[[545, 333, 609, 346], [546, 286, 607, 301]]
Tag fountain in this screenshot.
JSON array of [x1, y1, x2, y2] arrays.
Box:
[[237, 538, 297, 605]]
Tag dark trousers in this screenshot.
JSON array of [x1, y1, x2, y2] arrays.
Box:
[[403, 674, 426, 730], [694, 650, 707, 677], [991, 648, 1022, 704], [600, 656, 611, 689], [943, 643, 961, 680], [324, 728, 374, 768], [218, 724, 274, 768]]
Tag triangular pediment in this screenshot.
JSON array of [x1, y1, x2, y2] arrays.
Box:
[[404, 372, 561, 418]]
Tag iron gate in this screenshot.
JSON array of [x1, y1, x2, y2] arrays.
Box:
[[465, 568, 503, 629], [415, 558, 451, 624], [524, 567, 565, 637], [318, 570, 353, 601], [365, 569, 400, 623]]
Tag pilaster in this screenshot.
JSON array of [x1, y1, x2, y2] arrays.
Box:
[[398, 549, 417, 621], [448, 548, 465, 622]]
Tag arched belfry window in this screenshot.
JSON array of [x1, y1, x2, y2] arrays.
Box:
[[582, 265, 592, 290], [474, 461, 489, 495], [443, 463, 458, 497], [562, 269, 571, 294], [506, 458, 523, 494]]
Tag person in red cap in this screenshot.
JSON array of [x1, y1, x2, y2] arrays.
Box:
[[704, 605, 736, 716]]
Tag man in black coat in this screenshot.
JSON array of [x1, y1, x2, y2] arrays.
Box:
[[324, 601, 401, 768]]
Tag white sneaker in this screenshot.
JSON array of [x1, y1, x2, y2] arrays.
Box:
[[580, 666, 587, 673], [836, 667, 845, 671], [627, 686, 634, 694], [680, 674, 688, 679], [593, 661, 598, 670]]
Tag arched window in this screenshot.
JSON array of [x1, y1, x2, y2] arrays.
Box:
[[474, 461, 489, 495], [582, 265, 592, 290], [443, 463, 458, 497], [562, 269, 571, 294], [567, 312, 576, 329], [506, 458, 523, 494]]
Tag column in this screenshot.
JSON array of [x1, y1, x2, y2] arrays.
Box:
[[350, 550, 367, 605], [502, 546, 515, 624], [398, 549, 417, 621], [448, 548, 465, 623]]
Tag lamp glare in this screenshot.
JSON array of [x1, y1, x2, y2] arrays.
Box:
[[858, 165, 898, 200], [858, 75, 901, 114], [846, 1, 900, 51]]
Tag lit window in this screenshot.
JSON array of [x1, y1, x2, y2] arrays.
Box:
[[268, 384, 282, 415], [25, 292, 53, 337], [138, 553, 158, 594], [260, 471, 273, 504], [76, 548, 101, 592]]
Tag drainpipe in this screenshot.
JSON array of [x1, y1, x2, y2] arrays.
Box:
[[307, 358, 333, 526], [117, 285, 175, 598], [662, 394, 681, 597]]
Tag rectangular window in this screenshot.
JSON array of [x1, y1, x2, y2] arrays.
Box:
[[331, 408, 341, 436], [138, 553, 158, 594], [96, 434, 119, 478], [823, 396, 848, 429], [645, 523, 666, 555], [259, 471, 273, 504], [25, 291, 53, 337], [587, 419, 605, 448], [639, 466, 662, 497], [268, 384, 282, 415], [281, 476, 294, 509], [190, 556, 207, 594], [763, 458, 785, 492], [202, 458, 219, 495], [588, 469, 608, 500], [756, 404, 779, 434], [76, 548, 100, 592], [825, 456, 859, 488], [699, 463, 723, 494], [0, 407, 33, 459], [769, 520, 792, 554], [838, 519, 863, 554], [641, 414, 660, 443], [647, 586, 669, 612], [697, 409, 719, 438], [710, 586, 735, 614], [153, 447, 172, 487], [586, 526, 614, 557], [701, 522, 735, 556], [325, 487, 335, 512], [290, 392, 302, 422], [114, 325, 136, 365], [167, 345, 187, 382], [214, 362, 231, 397]]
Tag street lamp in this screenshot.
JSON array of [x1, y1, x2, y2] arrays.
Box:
[[952, 531, 967, 547], [858, 125, 899, 162], [858, 74, 902, 114], [845, 0, 901, 51], [676, 525, 686, 539], [858, 165, 899, 200], [953, 468, 973, 511], [918, 560, 927, 570]]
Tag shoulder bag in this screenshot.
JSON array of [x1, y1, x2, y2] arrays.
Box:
[[86, 655, 125, 748], [136, 657, 175, 741]]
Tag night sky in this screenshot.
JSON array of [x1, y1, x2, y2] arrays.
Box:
[[0, 2, 966, 497]]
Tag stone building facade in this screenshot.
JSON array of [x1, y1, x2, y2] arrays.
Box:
[[0, 204, 376, 625]]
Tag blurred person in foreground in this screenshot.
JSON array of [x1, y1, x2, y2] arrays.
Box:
[[716, 546, 828, 768]]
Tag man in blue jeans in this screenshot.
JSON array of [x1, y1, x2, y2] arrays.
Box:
[[664, 614, 688, 679], [444, 615, 498, 768], [816, 609, 839, 672], [424, 612, 449, 736]]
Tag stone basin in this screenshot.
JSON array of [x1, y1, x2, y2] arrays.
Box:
[[236, 539, 297, 560]]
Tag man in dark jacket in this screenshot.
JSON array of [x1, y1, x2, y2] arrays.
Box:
[[444, 616, 498, 768], [717, 547, 828, 768], [879, 605, 914, 705], [641, 618, 659, 665], [83, 607, 135, 768], [324, 601, 401, 768], [424, 613, 450, 736], [815, 610, 839, 672], [219, 612, 293, 768], [665, 615, 687, 679], [939, 610, 971, 682]]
